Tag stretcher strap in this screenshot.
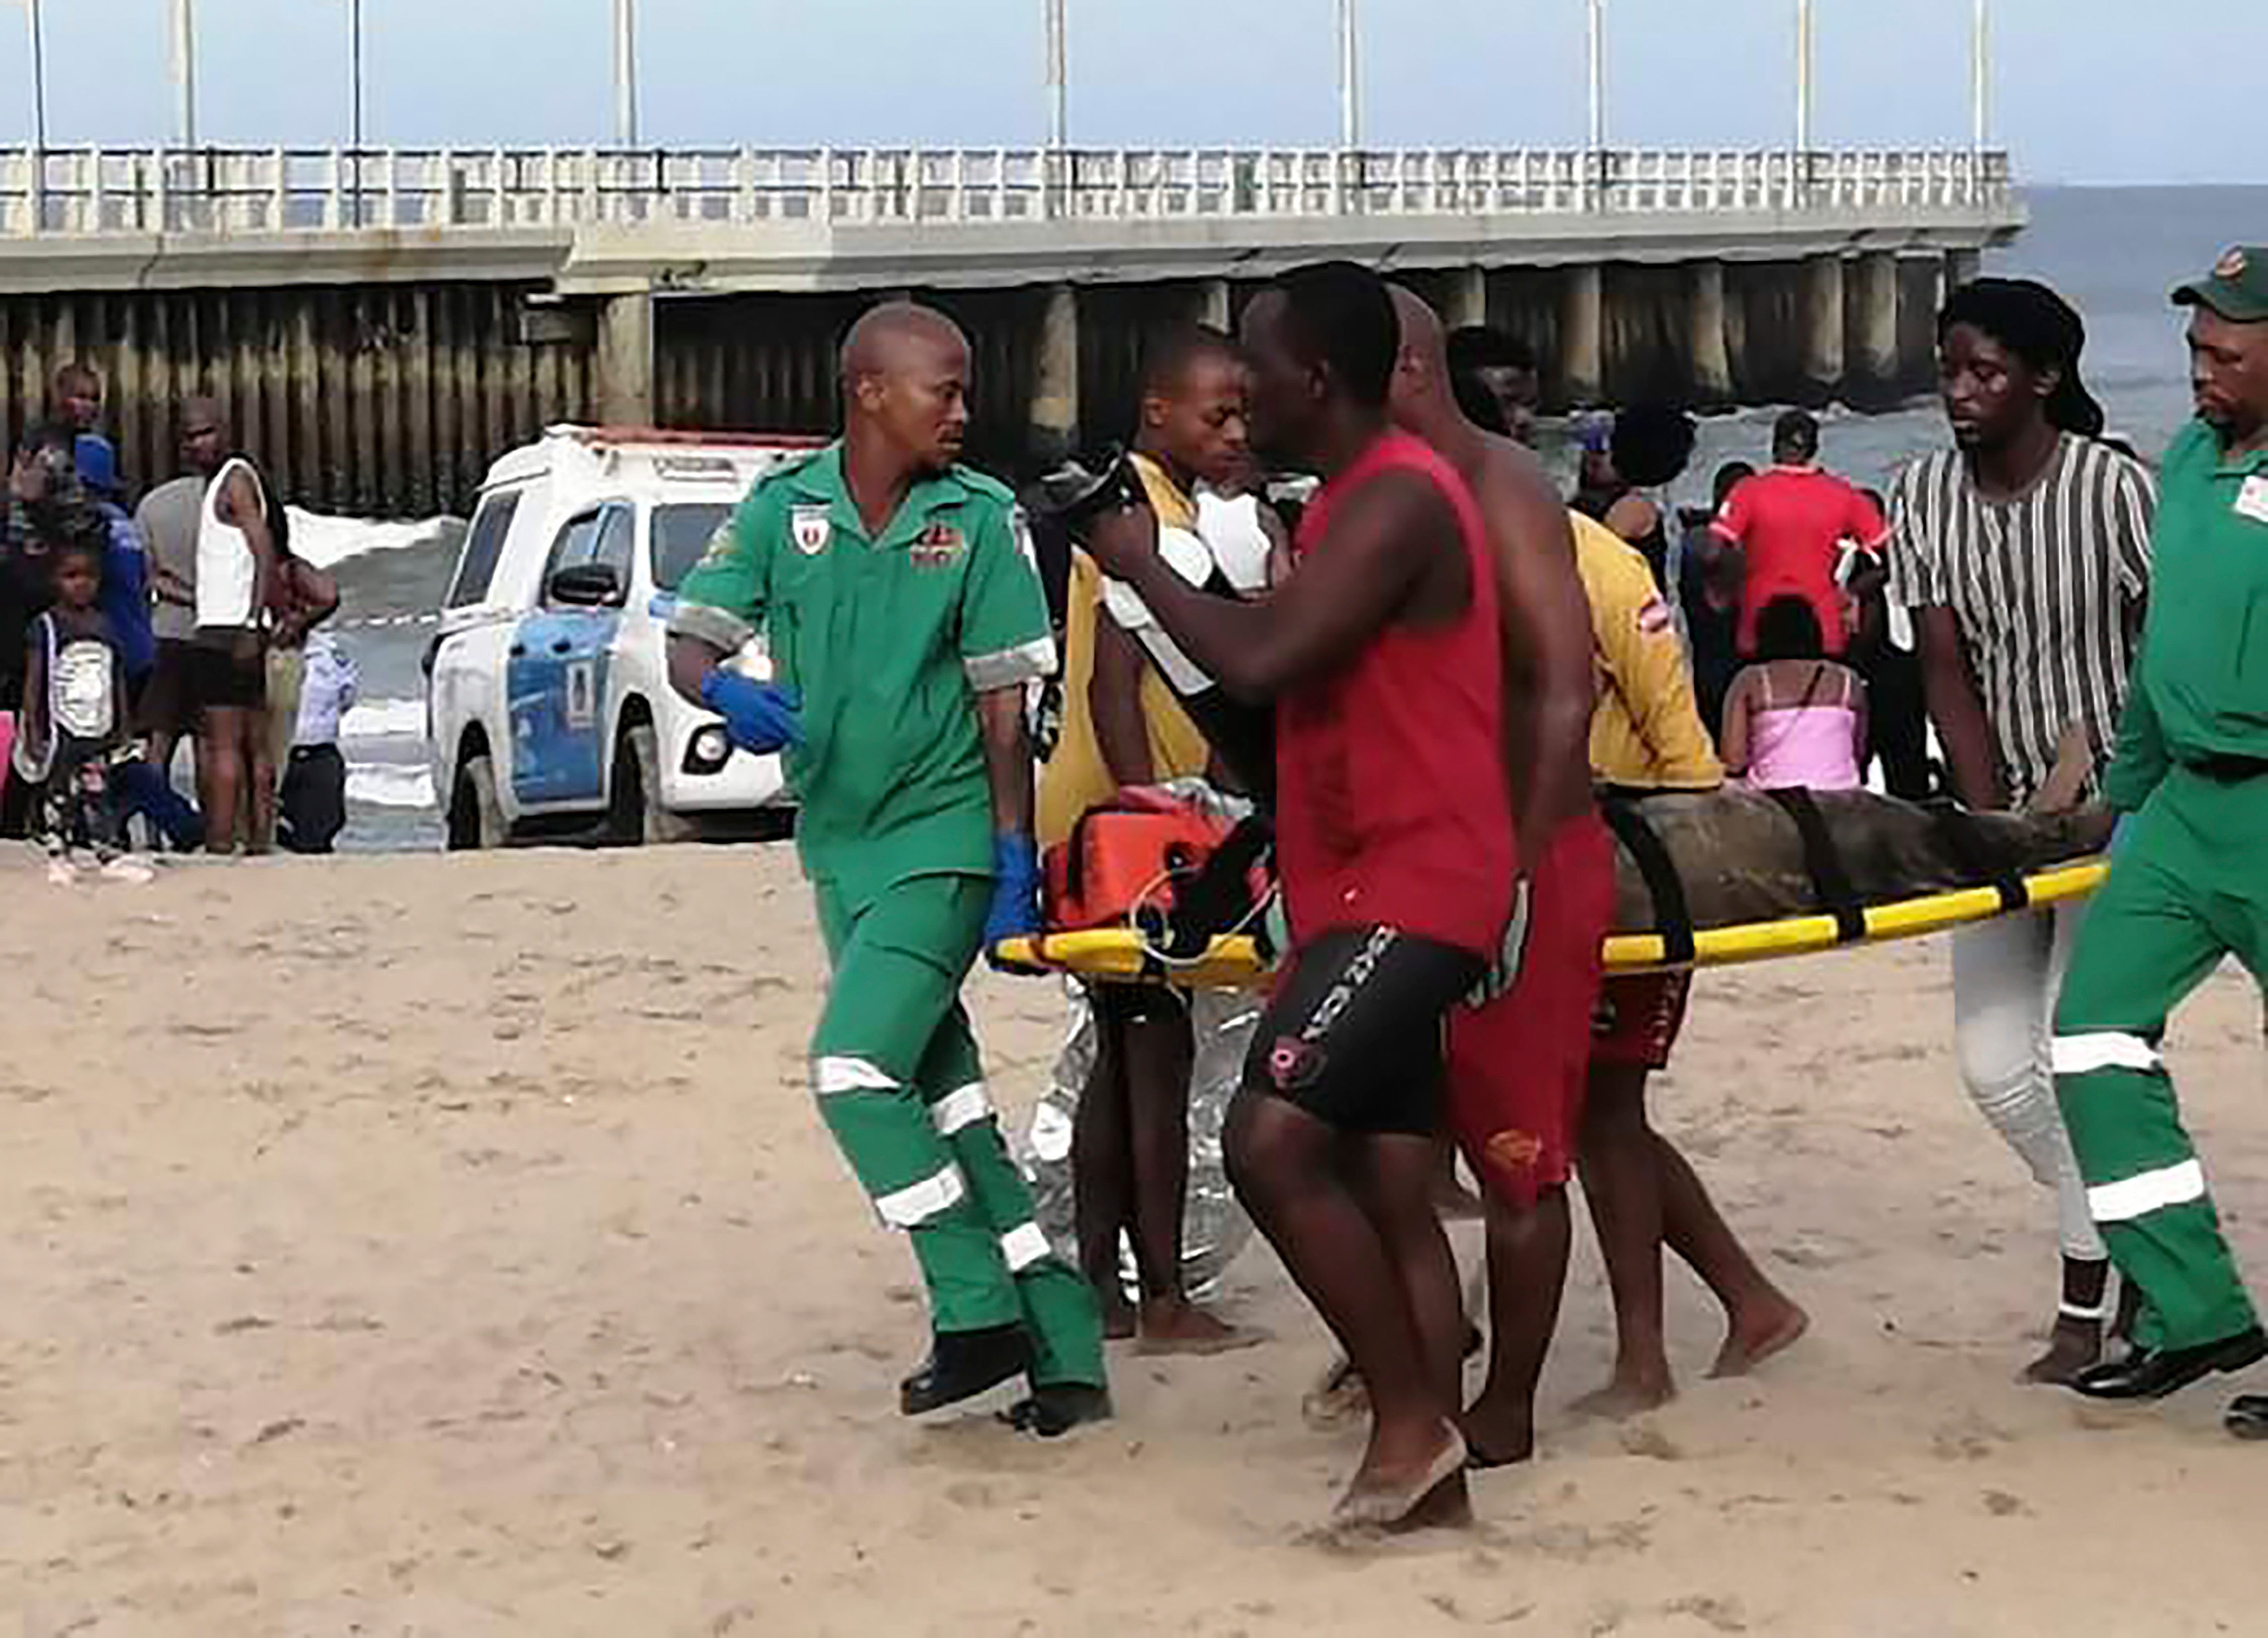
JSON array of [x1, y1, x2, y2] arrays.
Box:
[[1601, 796, 1696, 965], [1763, 788, 1867, 943], [1157, 815, 1275, 961], [1926, 802, 2031, 914]]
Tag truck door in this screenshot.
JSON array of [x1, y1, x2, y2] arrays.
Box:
[[508, 504, 633, 809]]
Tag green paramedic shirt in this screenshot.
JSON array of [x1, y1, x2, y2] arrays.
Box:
[[669, 445, 1056, 887], [2105, 420, 2268, 812]]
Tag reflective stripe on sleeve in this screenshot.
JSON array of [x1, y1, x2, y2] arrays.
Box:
[[1000, 1221, 1053, 1273], [931, 1082, 994, 1137], [876, 1165, 968, 1229], [2050, 1032, 2164, 1078], [667, 602, 757, 654], [814, 1055, 899, 1096], [964, 637, 1058, 693], [2089, 1159, 2208, 1224]]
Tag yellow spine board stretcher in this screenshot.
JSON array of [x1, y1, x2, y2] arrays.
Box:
[[997, 861, 2111, 988]]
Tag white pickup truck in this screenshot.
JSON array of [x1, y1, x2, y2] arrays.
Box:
[[425, 425, 822, 848]]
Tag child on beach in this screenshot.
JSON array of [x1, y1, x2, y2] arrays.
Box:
[[17, 529, 141, 880], [1720, 594, 1867, 793]]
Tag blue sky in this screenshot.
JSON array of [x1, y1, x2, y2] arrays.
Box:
[[0, 0, 2254, 184]]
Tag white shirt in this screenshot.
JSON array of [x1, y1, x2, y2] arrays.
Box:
[[292, 632, 358, 747], [194, 458, 264, 632]]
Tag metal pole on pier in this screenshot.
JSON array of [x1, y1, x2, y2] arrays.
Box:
[[1336, 0, 1361, 151], [1794, 0, 1813, 153], [170, 0, 198, 147], [1044, 0, 1067, 149], [1585, 0, 1606, 149], [612, 0, 640, 147], [349, 0, 365, 150], [1970, 0, 1991, 152], [24, 0, 46, 149]]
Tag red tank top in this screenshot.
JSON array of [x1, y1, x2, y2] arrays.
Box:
[[1274, 430, 1517, 960]]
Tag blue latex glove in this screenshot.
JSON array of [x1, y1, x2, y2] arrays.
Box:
[[2110, 812, 2136, 857], [985, 832, 1044, 967], [700, 672, 803, 755]]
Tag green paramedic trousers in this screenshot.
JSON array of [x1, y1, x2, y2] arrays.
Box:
[[2054, 767, 2268, 1353], [810, 870, 1105, 1390]]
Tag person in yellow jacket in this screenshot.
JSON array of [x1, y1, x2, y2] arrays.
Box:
[[1037, 326, 1269, 1353], [1568, 511, 1810, 1416]]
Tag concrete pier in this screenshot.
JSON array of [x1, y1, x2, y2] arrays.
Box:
[[597, 291, 656, 427], [0, 144, 2023, 513], [1689, 261, 1734, 408], [1562, 265, 1606, 408], [1028, 283, 1081, 465], [1804, 256, 1848, 405]]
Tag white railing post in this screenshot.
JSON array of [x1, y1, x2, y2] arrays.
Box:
[[492, 146, 508, 227], [382, 147, 398, 228], [268, 145, 285, 230]]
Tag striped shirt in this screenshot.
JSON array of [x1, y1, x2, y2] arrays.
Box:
[[1883, 434, 2156, 807]]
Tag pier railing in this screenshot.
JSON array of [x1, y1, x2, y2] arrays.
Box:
[[0, 146, 2013, 237]]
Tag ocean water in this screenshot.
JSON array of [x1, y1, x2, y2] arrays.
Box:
[[322, 185, 2268, 855]]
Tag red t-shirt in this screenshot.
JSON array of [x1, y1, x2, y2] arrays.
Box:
[[1713, 466, 1888, 655], [1274, 431, 1516, 962]]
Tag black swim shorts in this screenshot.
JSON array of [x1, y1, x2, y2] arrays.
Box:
[[186, 637, 267, 712], [1243, 924, 1484, 1138]]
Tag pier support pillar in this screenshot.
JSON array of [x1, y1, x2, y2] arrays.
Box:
[[1562, 264, 1605, 407], [1948, 247, 1982, 293], [1803, 255, 1846, 403], [1854, 251, 1901, 406], [1444, 268, 1488, 331], [1196, 278, 1232, 333], [597, 291, 656, 427], [1689, 260, 1733, 407], [1030, 282, 1082, 463]]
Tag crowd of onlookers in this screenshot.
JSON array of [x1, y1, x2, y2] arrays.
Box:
[[2, 366, 358, 875]]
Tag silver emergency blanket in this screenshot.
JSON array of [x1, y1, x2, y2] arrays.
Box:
[[1016, 982, 1258, 1302]]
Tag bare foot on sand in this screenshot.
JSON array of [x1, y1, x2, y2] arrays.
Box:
[[1332, 1426, 1471, 1531], [1135, 1299, 1268, 1357], [1571, 1371, 1677, 1420], [1710, 1300, 1812, 1379], [2020, 1317, 2105, 1386], [1456, 1408, 1535, 1471], [1303, 1356, 1370, 1430]]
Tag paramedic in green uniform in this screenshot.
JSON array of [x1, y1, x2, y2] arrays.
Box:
[[666, 302, 1109, 1436], [2056, 249, 2268, 1426]]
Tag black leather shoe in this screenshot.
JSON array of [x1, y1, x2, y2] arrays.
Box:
[[999, 1382, 1114, 1438], [2226, 1395, 2268, 1440], [2069, 1326, 2268, 1401], [899, 1324, 1033, 1417]]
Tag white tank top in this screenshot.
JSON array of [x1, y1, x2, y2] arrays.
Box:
[[195, 457, 265, 631]]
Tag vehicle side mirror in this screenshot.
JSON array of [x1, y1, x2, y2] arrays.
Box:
[[549, 562, 622, 608]]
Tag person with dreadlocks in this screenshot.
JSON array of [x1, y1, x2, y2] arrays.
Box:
[[1883, 276, 2158, 1384]]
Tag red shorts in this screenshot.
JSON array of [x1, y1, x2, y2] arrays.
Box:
[[1592, 970, 1694, 1071], [1446, 812, 1615, 1210]]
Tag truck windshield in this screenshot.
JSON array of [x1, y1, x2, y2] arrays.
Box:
[[651, 503, 736, 593]]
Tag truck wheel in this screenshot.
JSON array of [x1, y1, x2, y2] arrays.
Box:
[[608, 723, 695, 847], [447, 752, 508, 850]]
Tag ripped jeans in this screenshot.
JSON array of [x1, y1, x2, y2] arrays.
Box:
[[1950, 906, 2106, 1264]]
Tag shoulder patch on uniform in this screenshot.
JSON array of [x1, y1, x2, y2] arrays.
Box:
[[695, 516, 740, 571], [1636, 596, 1674, 637]]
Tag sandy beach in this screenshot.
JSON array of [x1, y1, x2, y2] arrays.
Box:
[[4, 842, 2265, 1636]]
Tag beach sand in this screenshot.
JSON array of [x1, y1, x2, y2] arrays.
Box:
[[4, 843, 2265, 1636]]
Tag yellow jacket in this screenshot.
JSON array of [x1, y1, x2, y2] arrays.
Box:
[[1570, 512, 1724, 791]]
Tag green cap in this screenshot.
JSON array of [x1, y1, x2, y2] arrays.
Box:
[[2173, 247, 2268, 322]]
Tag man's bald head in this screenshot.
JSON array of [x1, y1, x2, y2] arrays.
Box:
[[841, 302, 969, 390], [1385, 286, 1464, 435], [179, 394, 227, 478], [839, 302, 973, 473], [1390, 286, 1447, 374]]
